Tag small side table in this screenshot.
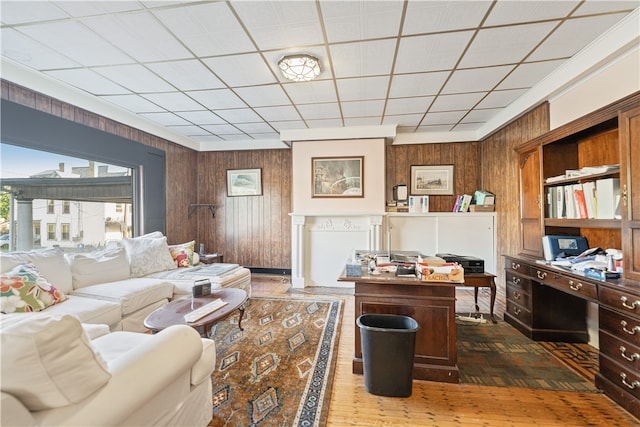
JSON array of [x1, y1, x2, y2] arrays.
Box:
[[459, 272, 497, 323], [199, 253, 223, 264]]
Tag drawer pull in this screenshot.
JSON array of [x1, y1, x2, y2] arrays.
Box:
[[620, 373, 640, 389], [511, 262, 520, 270], [513, 307, 521, 315], [536, 271, 547, 280], [621, 320, 640, 335], [513, 291, 521, 300], [568, 280, 582, 291], [620, 296, 640, 310], [620, 346, 640, 362], [512, 277, 521, 285]]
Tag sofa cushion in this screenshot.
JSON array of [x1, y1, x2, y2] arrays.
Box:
[[70, 278, 174, 316], [122, 236, 176, 277], [168, 240, 195, 268], [1, 263, 67, 313], [0, 312, 111, 411], [69, 247, 130, 289], [0, 247, 73, 294], [43, 295, 122, 328]]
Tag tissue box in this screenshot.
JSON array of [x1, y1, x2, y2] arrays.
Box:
[[345, 261, 362, 277], [417, 263, 464, 283]]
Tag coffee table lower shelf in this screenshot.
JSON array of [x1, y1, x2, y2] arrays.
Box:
[[144, 288, 248, 337]]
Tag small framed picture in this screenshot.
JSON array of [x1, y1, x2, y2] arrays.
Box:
[[312, 156, 364, 198], [227, 168, 262, 196], [411, 165, 454, 195]]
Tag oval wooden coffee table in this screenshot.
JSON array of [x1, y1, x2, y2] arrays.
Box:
[[144, 288, 248, 337]]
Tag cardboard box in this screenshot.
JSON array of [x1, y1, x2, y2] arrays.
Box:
[[470, 204, 495, 212], [417, 263, 464, 283]]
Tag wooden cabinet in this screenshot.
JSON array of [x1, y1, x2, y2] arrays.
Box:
[[620, 105, 640, 281], [517, 146, 543, 257]]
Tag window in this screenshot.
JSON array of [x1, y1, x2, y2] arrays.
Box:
[[33, 221, 41, 246], [47, 200, 55, 214], [47, 223, 55, 240], [116, 204, 123, 213], [63, 201, 70, 214], [61, 223, 70, 241]]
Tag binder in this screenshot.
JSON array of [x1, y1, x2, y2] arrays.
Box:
[[556, 186, 565, 218], [573, 184, 588, 219], [582, 181, 596, 219], [595, 178, 620, 219]]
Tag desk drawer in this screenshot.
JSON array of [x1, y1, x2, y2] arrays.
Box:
[[531, 267, 597, 301], [505, 257, 529, 276], [506, 299, 531, 326], [505, 271, 531, 293], [599, 330, 640, 374], [506, 284, 531, 310], [600, 286, 640, 320], [600, 306, 640, 347], [599, 353, 640, 400]]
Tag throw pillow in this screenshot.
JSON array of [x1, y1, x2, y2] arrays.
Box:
[[1, 263, 67, 314], [69, 247, 130, 289], [0, 247, 73, 294], [122, 236, 176, 277], [168, 240, 195, 268], [0, 312, 111, 410]]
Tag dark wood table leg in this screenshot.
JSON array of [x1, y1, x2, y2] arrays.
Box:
[[473, 287, 480, 313], [237, 304, 246, 331], [489, 277, 497, 323]]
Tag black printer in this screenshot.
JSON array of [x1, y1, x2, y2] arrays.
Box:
[[435, 253, 485, 274]]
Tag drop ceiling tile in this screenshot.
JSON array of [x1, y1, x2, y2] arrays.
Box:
[[153, 2, 255, 56], [214, 108, 263, 123], [462, 108, 502, 122], [345, 117, 383, 126], [431, 92, 486, 112], [305, 118, 344, 128], [321, 1, 404, 43], [395, 31, 474, 73], [140, 112, 191, 126], [93, 64, 175, 92], [421, 110, 467, 125], [203, 53, 277, 87], [528, 13, 631, 61], [403, 1, 490, 34], [572, 0, 638, 16], [385, 97, 434, 115], [16, 21, 132, 66], [1, 1, 68, 24], [388, 71, 450, 97], [186, 89, 247, 110], [297, 103, 341, 120], [270, 120, 307, 131], [382, 114, 424, 127], [231, 1, 323, 50], [283, 80, 338, 104], [483, 1, 578, 26], [459, 22, 557, 68], [443, 65, 513, 93], [341, 99, 385, 117], [235, 122, 275, 133], [497, 59, 566, 89], [234, 85, 291, 107], [142, 92, 204, 111], [331, 39, 396, 78], [1, 28, 80, 70], [99, 94, 166, 113], [44, 69, 129, 95], [336, 76, 389, 101], [54, 1, 143, 17], [246, 132, 280, 139], [167, 125, 211, 136], [254, 105, 301, 121], [201, 124, 242, 135], [176, 111, 226, 125], [476, 88, 528, 109], [146, 60, 224, 91]]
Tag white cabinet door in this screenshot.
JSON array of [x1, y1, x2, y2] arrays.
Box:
[[436, 215, 496, 274]]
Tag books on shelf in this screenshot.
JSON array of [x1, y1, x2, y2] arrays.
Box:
[[453, 194, 473, 212], [544, 164, 619, 183], [596, 178, 621, 219], [545, 178, 620, 220]]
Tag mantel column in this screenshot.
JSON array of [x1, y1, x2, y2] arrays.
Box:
[[290, 214, 306, 288], [369, 215, 383, 250]]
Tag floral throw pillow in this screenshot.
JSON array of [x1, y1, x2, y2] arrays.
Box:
[[1, 263, 67, 313], [169, 241, 195, 268]]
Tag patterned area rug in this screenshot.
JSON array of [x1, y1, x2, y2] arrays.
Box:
[[208, 297, 343, 427], [457, 316, 599, 392]]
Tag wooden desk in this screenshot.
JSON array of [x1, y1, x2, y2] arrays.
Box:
[[458, 273, 497, 323], [340, 270, 459, 384]]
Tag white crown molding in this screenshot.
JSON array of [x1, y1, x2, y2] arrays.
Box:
[[393, 130, 478, 144], [198, 138, 290, 151], [280, 124, 396, 142]]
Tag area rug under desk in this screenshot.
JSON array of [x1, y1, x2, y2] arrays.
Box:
[[457, 316, 599, 392], [208, 297, 343, 427]]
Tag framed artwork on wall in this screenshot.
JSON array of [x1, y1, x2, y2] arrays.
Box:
[[312, 156, 364, 198], [227, 168, 262, 196], [410, 165, 454, 195]]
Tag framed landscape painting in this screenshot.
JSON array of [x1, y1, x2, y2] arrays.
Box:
[[312, 156, 364, 198], [411, 165, 454, 195], [227, 168, 262, 196]]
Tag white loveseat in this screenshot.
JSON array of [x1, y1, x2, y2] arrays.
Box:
[[1, 312, 216, 426], [0, 232, 251, 332]]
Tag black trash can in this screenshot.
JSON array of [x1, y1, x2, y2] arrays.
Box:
[[356, 313, 419, 397]]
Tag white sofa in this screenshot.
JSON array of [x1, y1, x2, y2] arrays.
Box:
[[0, 312, 216, 427], [0, 232, 251, 332]]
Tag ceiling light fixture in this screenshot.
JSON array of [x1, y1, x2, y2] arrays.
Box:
[[277, 54, 321, 82]]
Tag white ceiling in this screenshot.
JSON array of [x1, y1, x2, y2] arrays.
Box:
[[1, 1, 639, 151]]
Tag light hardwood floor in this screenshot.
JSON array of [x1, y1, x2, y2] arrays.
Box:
[[251, 274, 638, 426]]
